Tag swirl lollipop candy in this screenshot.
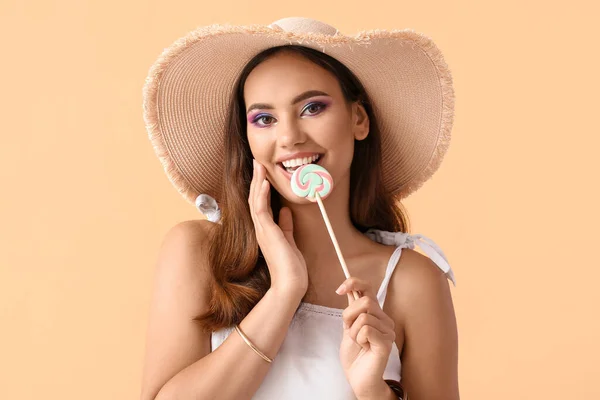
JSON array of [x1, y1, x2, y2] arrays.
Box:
[[290, 163, 333, 201], [290, 164, 360, 300]]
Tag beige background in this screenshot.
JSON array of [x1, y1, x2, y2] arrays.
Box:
[[1, 0, 598, 399]]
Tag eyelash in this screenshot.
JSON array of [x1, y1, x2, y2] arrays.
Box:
[[251, 102, 328, 127]]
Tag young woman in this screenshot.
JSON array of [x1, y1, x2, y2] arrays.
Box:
[[140, 17, 459, 400]]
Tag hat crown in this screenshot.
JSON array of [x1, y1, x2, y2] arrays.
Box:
[[269, 17, 338, 36]]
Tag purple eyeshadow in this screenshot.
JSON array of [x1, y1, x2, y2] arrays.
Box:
[[247, 112, 262, 124], [247, 98, 331, 126]]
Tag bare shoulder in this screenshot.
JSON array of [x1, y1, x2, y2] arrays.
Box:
[[396, 248, 452, 295], [387, 247, 455, 324], [155, 219, 217, 289], [386, 247, 459, 398], [166, 218, 217, 247], [140, 219, 218, 400]]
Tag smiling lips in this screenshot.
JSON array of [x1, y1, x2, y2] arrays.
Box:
[[277, 154, 324, 179]]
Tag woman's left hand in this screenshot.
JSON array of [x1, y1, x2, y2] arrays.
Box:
[[337, 277, 396, 399]]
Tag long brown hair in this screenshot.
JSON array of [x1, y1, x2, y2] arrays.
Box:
[[193, 45, 410, 333]]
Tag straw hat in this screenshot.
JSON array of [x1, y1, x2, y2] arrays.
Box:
[[142, 17, 455, 215]]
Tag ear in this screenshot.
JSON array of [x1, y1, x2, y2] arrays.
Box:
[[352, 101, 370, 141]]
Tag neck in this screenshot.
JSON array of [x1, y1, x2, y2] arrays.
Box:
[[279, 178, 372, 270]]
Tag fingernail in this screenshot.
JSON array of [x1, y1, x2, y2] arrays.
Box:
[[335, 283, 346, 294], [343, 322, 349, 329]]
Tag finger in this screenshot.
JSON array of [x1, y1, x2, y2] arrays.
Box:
[[254, 161, 266, 207], [347, 292, 354, 305], [252, 161, 267, 229], [254, 181, 267, 230], [356, 324, 395, 348], [248, 159, 254, 207], [254, 162, 273, 229], [248, 159, 258, 228], [348, 313, 395, 344], [337, 276, 377, 300], [262, 168, 274, 220], [278, 207, 297, 247], [342, 296, 395, 331], [266, 172, 272, 213]]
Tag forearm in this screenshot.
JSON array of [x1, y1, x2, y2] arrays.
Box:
[[156, 287, 302, 400]]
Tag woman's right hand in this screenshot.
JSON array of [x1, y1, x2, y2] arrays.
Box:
[[249, 159, 308, 298]]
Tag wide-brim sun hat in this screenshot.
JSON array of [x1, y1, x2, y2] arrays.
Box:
[[142, 16, 455, 212]]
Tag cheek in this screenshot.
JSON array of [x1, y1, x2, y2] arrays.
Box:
[[319, 122, 354, 154], [320, 112, 354, 142], [247, 134, 269, 159], [320, 126, 355, 171]]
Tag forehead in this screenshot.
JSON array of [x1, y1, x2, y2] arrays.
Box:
[[243, 51, 341, 103]]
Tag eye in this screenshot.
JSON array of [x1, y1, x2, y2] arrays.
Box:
[[252, 114, 275, 127], [302, 102, 327, 116], [250, 102, 327, 128]]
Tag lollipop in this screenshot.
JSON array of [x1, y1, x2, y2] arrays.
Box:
[[290, 163, 333, 201], [291, 164, 360, 301]]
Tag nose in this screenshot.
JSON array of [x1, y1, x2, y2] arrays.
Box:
[[274, 118, 306, 148]]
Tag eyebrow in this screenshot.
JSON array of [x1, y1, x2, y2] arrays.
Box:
[[246, 90, 330, 114]]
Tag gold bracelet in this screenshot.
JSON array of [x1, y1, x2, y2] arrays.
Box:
[[234, 324, 273, 363]]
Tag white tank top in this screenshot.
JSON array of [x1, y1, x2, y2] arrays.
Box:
[[211, 229, 457, 399]]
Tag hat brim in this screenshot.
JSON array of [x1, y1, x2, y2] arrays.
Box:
[[143, 23, 455, 206]]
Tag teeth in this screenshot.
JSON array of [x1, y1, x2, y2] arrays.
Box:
[[282, 154, 320, 168]]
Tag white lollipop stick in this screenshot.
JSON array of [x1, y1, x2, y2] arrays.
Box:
[[314, 192, 360, 301], [291, 164, 360, 300]]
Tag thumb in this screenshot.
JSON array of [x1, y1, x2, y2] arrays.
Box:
[[278, 207, 297, 247]]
